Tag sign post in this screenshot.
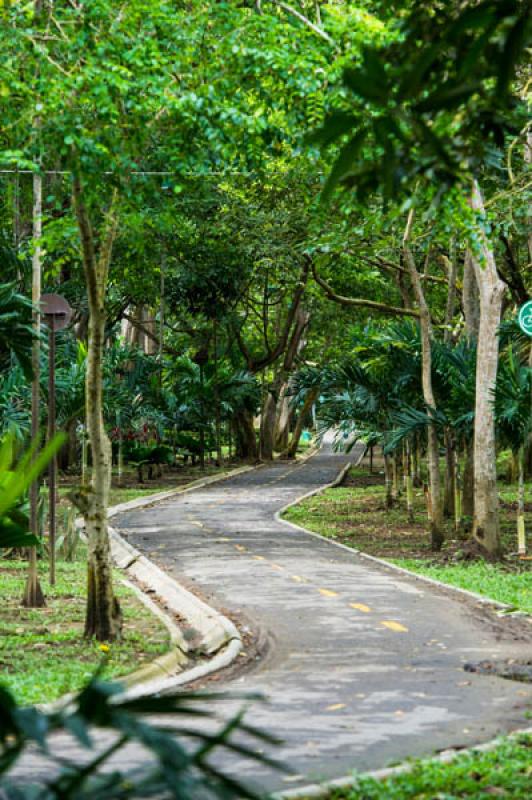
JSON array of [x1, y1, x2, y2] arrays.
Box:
[[515, 302, 532, 556]]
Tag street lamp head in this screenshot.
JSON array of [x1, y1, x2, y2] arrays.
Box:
[[40, 293, 73, 331]]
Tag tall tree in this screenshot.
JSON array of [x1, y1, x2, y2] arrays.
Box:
[[469, 182, 507, 556], [72, 178, 121, 638]]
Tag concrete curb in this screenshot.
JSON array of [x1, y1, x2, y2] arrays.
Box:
[[70, 451, 319, 700], [107, 449, 321, 698], [273, 725, 532, 800], [103, 559, 239, 700], [276, 454, 530, 621], [273, 453, 531, 799], [116, 578, 189, 687]]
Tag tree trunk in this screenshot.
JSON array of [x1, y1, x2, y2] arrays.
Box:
[[283, 387, 319, 459], [81, 424, 88, 487], [454, 450, 462, 533], [383, 452, 393, 510], [23, 171, 46, 609], [413, 436, 422, 487], [403, 211, 443, 550], [517, 447, 526, 555], [462, 440, 474, 526], [233, 409, 258, 460], [442, 241, 458, 343], [260, 381, 279, 460], [463, 250, 480, 342], [391, 454, 400, 499], [117, 411, 124, 486], [274, 382, 293, 452], [63, 417, 78, 471], [213, 320, 222, 466], [405, 440, 414, 522], [443, 428, 455, 519], [84, 304, 121, 639], [73, 177, 121, 641], [470, 181, 506, 558]]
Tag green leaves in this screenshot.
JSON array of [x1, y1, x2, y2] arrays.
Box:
[[0, 676, 280, 799], [0, 434, 66, 549], [312, 0, 530, 204], [320, 130, 366, 204], [0, 282, 35, 380]]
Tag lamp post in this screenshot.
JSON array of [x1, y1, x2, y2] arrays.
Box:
[[41, 293, 72, 584]]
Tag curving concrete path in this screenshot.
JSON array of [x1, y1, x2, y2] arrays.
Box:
[[110, 440, 532, 794]]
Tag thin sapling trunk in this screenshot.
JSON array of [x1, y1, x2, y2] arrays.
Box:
[[517, 447, 526, 556], [403, 210, 443, 550], [73, 177, 121, 641]]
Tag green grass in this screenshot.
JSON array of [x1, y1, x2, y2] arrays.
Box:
[[331, 734, 532, 799], [58, 461, 235, 510], [391, 559, 532, 613], [0, 552, 170, 705], [108, 485, 173, 506]]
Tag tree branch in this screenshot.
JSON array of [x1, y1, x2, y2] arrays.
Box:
[[268, 0, 336, 46], [72, 174, 98, 308], [312, 262, 420, 319]]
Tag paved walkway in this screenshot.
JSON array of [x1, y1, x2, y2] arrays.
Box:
[[112, 441, 531, 793]]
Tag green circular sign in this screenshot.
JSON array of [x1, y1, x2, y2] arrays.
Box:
[[518, 301, 532, 337]]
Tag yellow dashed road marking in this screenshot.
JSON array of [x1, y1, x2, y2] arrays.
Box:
[[319, 588, 339, 598], [270, 563, 285, 570], [216, 537, 231, 542], [381, 620, 409, 632], [291, 575, 306, 583], [350, 603, 371, 613], [325, 703, 346, 711], [252, 555, 265, 561]]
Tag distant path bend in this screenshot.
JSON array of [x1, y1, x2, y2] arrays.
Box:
[[114, 439, 532, 792]]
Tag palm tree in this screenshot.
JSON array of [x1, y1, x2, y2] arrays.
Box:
[[0, 281, 34, 379], [308, 359, 402, 509]]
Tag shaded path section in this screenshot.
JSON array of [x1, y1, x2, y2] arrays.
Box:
[[115, 443, 531, 792]]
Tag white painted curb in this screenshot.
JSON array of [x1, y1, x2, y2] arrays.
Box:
[[70, 450, 319, 699], [276, 453, 530, 620], [273, 450, 532, 798], [274, 725, 532, 800], [107, 451, 321, 697]]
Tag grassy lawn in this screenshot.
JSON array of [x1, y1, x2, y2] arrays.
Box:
[[58, 461, 234, 510], [330, 733, 532, 799], [283, 466, 532, 612], [0, 551, 170, 705]]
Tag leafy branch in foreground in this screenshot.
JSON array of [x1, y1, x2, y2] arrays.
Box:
[[0, 434, 66, 550], [0, 675, 283, 799], [312, 0, 531, 202]]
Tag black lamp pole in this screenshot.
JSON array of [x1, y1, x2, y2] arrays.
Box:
[[41, 294, 72, 585]]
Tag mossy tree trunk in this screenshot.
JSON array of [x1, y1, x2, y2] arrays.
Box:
[[73, 176, 121, 641], [470, 181, 506, 558], [233, 409, 258, 460], [283, 387, 319, 459]]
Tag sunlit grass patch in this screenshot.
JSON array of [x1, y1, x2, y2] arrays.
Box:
[[0, 552, 170, 705]]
